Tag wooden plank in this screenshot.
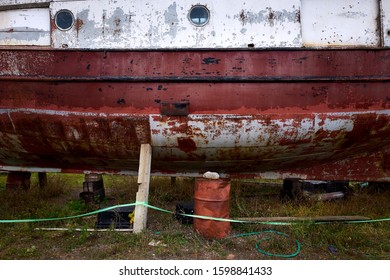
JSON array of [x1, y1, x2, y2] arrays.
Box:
[[38, 172, 47, 188], [133, 144, 152, 233]]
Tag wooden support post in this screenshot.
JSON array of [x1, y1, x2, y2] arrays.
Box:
[[170, 176, 177, 188], [133, 144, 152, 233], [38, 172, 47, 188]]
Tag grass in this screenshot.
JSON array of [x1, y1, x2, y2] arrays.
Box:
[[0, 173, 389, 259]]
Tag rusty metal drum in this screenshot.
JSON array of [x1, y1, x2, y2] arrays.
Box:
[[194, 178, 231, 239]]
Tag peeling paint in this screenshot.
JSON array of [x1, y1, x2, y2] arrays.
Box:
[[2, 108, 388, 180], [337, 11, 368, 19], [237, 8, 299, 26], [49, 0, 302, 49], [301, 0, 380, 46], [0, 2, 390, 181], [318, 117, 354, 132], [0, 7, 50, 45], [0, 29, 48, 42], [1, 0, 389, 48], [164, 2, 179, 38]]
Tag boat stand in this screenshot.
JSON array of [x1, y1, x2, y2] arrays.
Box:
[[6, 171, 31, 191], [133, 144, 152, 233]]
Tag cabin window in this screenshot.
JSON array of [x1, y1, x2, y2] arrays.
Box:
[[55, 10, 75, 31], [189, 5, 210, 26]]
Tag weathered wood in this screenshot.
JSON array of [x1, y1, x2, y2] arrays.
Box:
[[170, 177, 177, 187], [236, 216, 371, 222], [133, 144, 152, 233], [38, 172, 47, 188], [0, 8, 50, 45]]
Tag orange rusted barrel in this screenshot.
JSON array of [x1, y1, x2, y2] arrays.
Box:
[[194, 178, 231, 239]]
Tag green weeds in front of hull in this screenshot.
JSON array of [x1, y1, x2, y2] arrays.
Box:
[[0, 174, 389, 259], [0, 173, 89, 222]]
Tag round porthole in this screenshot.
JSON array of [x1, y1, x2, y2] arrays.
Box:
[[55, 10, 75, 31], [189, 5, 210, 26]]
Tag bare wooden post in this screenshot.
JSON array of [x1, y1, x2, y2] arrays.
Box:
[[38, 172, 47, 188], [170, 176, 177, 187], [133, 144, 152, 233]]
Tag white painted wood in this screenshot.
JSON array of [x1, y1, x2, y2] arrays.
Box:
[[0, 0, 72, 7], [0, 0, 387, 48], [301, 0, 380, 47], [50, 0, 302, 49], [133, 144, 152, 234], [382, 0, 390, 47], [0, 0, 50, 7], [0, 8, 50, 45]]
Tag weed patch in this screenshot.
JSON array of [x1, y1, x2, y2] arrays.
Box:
[[0, 175, 389, 259]]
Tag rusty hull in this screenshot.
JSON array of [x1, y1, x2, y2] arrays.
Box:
[[0, 49, 389, 181]]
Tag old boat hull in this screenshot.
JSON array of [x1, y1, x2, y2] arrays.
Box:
[[1, 49, 389, 181]]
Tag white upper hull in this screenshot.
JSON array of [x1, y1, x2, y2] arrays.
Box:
[[1, 0, 389, 49]]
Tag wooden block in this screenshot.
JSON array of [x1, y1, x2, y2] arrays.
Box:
[[133, 144, 152, 233]]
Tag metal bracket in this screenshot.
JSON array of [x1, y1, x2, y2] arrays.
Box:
[[160, 101, 190, 116]]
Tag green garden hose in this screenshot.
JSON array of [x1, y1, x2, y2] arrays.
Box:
[[1, 201, 389, 258]]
